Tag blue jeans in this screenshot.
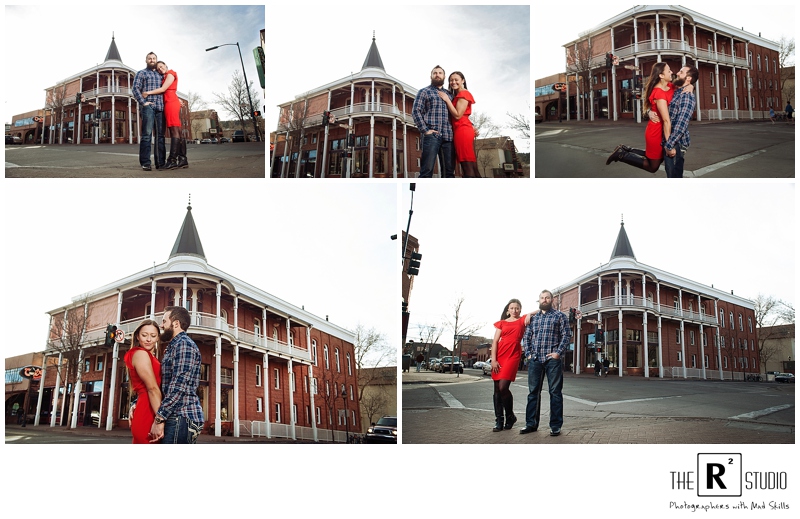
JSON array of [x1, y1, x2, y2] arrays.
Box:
[[525, 357, 564, 430], [162, 415, 202, 444], [664, 143, 685, 178], [139, 104, 166, 168], [419, 132, 454, 178]]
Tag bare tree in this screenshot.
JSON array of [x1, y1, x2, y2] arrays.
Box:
[[273, 93, 311, 177], [212, 69, 263, 142], [779, 37, 796, 105], [354, 325, 393, 402], [315, 367, 346, 442], [445, 296, 483, 373], [505, 106, 530, 140], [47, 296, 94, 428], [753, 293, 794, 374], [46, 83, 69, 145], [359, 377, 390, 427], [566, 40, 594, 120], [185, 91, 208, 141], [472, 112, 502, 177], [415, 322, 444, 364]]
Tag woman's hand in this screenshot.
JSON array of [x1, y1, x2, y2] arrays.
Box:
[[492, 361, 500, 374], [437, 90, 452, 104], [684, 83, 695, 94], [142, 92, 150, 98]]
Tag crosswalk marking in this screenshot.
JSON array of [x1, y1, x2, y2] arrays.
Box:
[[438, 391, 465, 408], [729, 403, 793, 420]]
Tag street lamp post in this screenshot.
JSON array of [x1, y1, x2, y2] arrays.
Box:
[[206, 42, 262, 142]]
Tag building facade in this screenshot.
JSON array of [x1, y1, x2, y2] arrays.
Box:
[[757, 324, 795, 375], [33, 204, 360, 442], [562, 6, 782, 122], [12, 35, 188, 145], [271, 36, 423, 178], [5, 353, 44, 424], [358, 366, 397, 433], [553, 220, 758, 379]]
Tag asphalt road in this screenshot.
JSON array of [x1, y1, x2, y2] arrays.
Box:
[[5, 142, 265, 178], [403, 370, 794, 443], [534, 120, 795, 178]]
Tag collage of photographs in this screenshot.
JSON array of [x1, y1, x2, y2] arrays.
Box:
[[3, 3, 796, 516]]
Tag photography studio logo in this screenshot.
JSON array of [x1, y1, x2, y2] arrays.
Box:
[[697, 453, 742, 497]]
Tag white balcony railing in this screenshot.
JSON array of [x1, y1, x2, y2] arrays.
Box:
[[579, 298, 718, 325]]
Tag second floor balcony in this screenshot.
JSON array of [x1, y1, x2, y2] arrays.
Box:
[[579, 296, 719, 326]]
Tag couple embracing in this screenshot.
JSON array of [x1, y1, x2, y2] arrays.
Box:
[[411, 65, 480, 178]]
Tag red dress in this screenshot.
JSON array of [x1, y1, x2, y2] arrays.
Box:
[[644, 83, 674, 159], [123, 347, 161, 444], [492, 318, 524, 381], [163, 69, 181, 127], [451, 90, 476, 162]]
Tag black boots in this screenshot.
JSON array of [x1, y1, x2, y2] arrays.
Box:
[[175, 138, 189, 169], [492, 394, 504, 432], [503, 394, 517, 430], [606, 145, 649, 169], [165, 138, 179, 169]]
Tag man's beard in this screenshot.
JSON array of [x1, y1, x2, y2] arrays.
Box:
[[431, 77, 444, 88], [160, 328, 174, 343], [672, 76, 686, 87], [539, 302, 552, 312], [147, 63, 157, 70]]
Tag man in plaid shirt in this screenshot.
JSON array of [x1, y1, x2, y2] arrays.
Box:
[[132, 52, 166, 171], [411, 65, 455, 178], [663, 65, 699, 178], [150, 306, 204, 443], [519, 290, 571, 436]]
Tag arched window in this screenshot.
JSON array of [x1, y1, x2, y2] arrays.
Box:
[[738, 313, 743, 331], [324, 345, 329, 369], [335, 348, 341, 372], [346, 353, 352, 376], [748, 317, 752, 333], [312, 339, 318, 366], [729, 312, 734, 329]]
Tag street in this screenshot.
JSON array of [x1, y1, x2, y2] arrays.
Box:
[[534, 120, 794, 178], [5, 142, 265, 178], [402, 369, 795, 444]]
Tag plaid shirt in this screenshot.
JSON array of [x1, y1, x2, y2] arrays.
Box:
[[157, 332, 204, 423], [132, 68, 164, 110], [664, 86, 696, 151], [411, 85, 453, 141], [522, 309, 571, 360]]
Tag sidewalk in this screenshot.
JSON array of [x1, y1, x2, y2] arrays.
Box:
[[401, 370, 795, 444]]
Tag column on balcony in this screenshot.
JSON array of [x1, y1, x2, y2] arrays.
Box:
[[655, 13, 660, 49], [643, 310, 649, 377], [233, 344, 239, 437], [678, 288, 683, 317], [112, 92, 116, 143], [106, 290, 123, 430], [680, 15, 685, 52], [732, 43, 740, 120], [699, 321, 706, 379], [714, 299, 723, 379], [680, 320, 687, 378], [611, 27, 618, 121], [715, 63, 722, 120], [214, 335, 222, 436], [307, 327, 318, 442], [392, 84, 398, 178], [617, 309, 623, 376], [657, 316, 663, 378], [50, 352, 63, 427], [70, 348, 84, 428], [575, 284, 582, 374], [369, 114, 375, 177], [216, 282, 221, 330], [233, 295, 239, 340], [288, 358, 296, 440], [597, 275, 602, 309], [745, 42, 753, 120], [617, 271, 622, 304], [150, 278, 157, 319], [402, 90, 409, 177], [262, 352, 271, 438], [128, 96, 133, 144]]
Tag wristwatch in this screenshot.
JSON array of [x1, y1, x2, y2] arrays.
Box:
[[155, 415, 165, 424]]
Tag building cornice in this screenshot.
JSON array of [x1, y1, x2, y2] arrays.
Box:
[[278, 68, 418, 108]]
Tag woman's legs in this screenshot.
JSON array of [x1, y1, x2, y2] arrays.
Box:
[[493, 379, 516, 431], [606, 145, 663, 173], [460, 161, 481, 178], [176, 128, 189, 169], [166, 126, 181, 168]]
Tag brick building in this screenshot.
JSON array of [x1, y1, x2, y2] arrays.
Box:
[[553, 219, 758, 379], [271, 35, 422, 178], [32, 203, 359, 442], [11, 35, 188, 145], [560, 6, 781, 122]]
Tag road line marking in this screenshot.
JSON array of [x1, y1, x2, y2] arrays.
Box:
[[98, 152, 139, 157], [438, 391, 465, 408], [691, 149, 767, 177], [6, 163, 21, 168], [538, 130, 566, 137], [729, 403, 793, 420]]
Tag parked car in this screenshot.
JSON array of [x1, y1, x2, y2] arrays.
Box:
[[219, 137, 230, 143], [775, 373, 795, 383], [482, 359, 493, 376], [364, 416, 397, 443], [200, 139, 212, 144], [232, 130, 245, 142], [6, 135, 22, 144], [439, 356, 463, 374], [211, 138, 219, 144], [473, 361, 486, 370], [429, 358, 441, 372]]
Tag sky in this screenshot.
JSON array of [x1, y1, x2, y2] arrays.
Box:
[[534, 3, 796, 78], [1, 180, 398, 361], [403, 181, 795, 348], [3, 4, 265, 124], [266, 4, 531, 151]]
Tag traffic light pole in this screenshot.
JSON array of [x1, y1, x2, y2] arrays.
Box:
[[402, 183, 415, 265]]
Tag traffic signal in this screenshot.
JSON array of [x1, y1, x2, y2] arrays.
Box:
[[104, 325, 117, 347], [76, 93, 81, 105], [407, 252, 422, 276], [347, 133, 355, 147], [402, 301, 409, 313], [569, 307, 577, 325], [596, 327, 604, 343], [605, 52, 612, 67], [322, 110, 329, 127], [634, 74, 642, 89], [253, 110, 261, 118]]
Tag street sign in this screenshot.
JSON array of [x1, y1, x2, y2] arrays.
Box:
[[114, 329, 125, 343], [454, 334, 471, 340]]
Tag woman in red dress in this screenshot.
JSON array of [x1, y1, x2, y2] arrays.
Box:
[[490, 299, 527, 431], [606, 62, 691, 173], [123, 319, 162, 444], [438, 71, 480, 177], [144, 61, 188, 169]]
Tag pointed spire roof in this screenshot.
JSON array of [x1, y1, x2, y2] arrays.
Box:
[[105, 33, 122, 62], [610, 216, 636, 260], [361, 31, 385, 71], [170, 199, 206, 260]]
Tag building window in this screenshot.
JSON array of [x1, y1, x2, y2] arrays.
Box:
[[724, 97, 728, 110], [292, 404, 297, 424], [256, 397, 262, 413], [729, 312, 734, 329], [720, 336, 725, 348], [723, 356, 728, 369], [738, 313, 743, 331], [676, 329, 681, 344], [691, 354, 697, 368], [346, 353, 352, 376], [255, 364, 262, 387], [291, 372, 296, 392], [95, 355, 104, 371], [710, 72, 714, 87], [711, 94, 716, 105], [704, 355, 709, 368], [349, 384, 354, 400], [200, 364, 210, 382], [335, 348, 341, 372], [601, 73, 606, 83], [757, 55, 761, 71], [304, 375, 309, 393], [274, 368, 280, 389], [324, 345, 329, 369], [221, 367, 233, 385], [719, 310, 725, 327], [312, 339, 318, 366], [316, 407, 321, 424], [306, 405, 311, 424], [312, 377, 318, 395], [85, 359, 91, 373], [677, 351, 682, 362], [274, 403, 281, 423], [690, 330, 695, 345]]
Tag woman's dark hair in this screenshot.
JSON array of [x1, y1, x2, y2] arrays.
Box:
[[643, 62, 668, 115], [500, 298, 522, 321], [156, 60, 167, 69], [449, 71, 468, 93]]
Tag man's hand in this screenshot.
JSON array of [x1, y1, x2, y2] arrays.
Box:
[[129, 403, 136, 426], [425, 130, 437, 135], [666, 148, 677, 158], [545, 352, 560, 361]]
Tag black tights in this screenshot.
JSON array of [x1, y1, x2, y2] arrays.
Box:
[[494, 379, 512, 399], [167, 126, 181, 141]]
